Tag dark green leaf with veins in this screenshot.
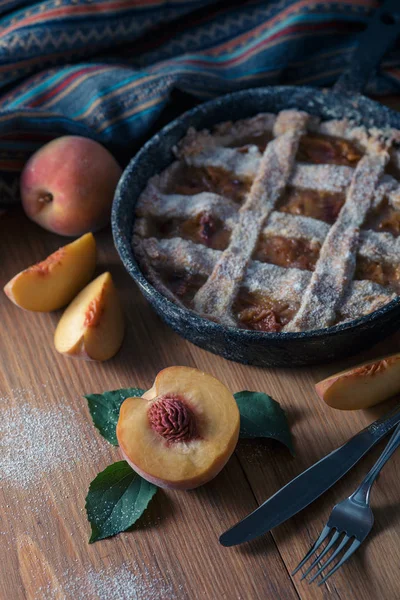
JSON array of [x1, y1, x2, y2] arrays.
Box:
[[86, 461, 158, 543], [85, 388, 145, 445], [235, 391, 294, 455]]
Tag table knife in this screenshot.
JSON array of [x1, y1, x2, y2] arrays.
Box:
[[220, 404, 400, 547]]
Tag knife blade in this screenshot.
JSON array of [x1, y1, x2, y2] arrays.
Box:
[[220, 403, 400, 547]]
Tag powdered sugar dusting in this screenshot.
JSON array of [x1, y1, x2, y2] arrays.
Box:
[[135, 189, 237, 226], [0, 387, 106, 490], [0, 388, 183, 600], [35, 561, 181, 600], [185, 145, 261, 179]]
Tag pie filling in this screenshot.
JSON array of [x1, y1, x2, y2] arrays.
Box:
[[297, 134, 362, 166], [355, 257, 400, 294], [253, 234, 320, 271], [166, 163, 250, 203], [151, 213, 231, 251], [364, 198, 400, 237], [133, 112, 400, 333], [278, 187, 345, 224], [161, 272, 208, 307], [233, 291, 298, 333]]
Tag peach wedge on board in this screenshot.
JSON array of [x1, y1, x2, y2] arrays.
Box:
[[54, 272, 124, 361], [4, 232, 96, 311], [315, 353, 400, 410], [116, 366, 240, 490]]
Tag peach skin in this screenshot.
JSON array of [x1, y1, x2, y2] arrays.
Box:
[[21, 136, 122, 236], [315, 353, 400, 410]]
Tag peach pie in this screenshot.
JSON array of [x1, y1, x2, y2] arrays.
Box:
[[132, 110, 400, 333]]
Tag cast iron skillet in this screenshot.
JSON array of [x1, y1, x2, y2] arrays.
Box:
[[112, 0, 400, 367]]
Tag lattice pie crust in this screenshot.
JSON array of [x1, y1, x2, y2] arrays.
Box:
[[132, 110, 400, 333]]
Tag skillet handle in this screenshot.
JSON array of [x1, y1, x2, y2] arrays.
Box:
[[334, 0, 400, 95]]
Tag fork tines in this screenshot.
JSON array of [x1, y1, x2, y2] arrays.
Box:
[[292, 526, 361, 586]]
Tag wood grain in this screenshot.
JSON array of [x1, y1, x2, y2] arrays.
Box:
[[1, 191, 400, 599]]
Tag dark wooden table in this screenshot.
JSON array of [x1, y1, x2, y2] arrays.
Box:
[[1, 199, 400, 599]]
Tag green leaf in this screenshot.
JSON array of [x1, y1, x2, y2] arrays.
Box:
[[85, 388, 145, 445], [86, 461, 158, 543], [234, 391, 294, 455]]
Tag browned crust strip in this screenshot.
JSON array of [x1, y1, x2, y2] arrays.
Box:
[[192, 111, 309, 325], [286, 142, 390, 332], [135, 236, 395, 323]]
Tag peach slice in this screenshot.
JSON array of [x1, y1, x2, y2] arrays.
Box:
[[116, 367, 240, 490], [315, 353, 400, 410], [54, 272, 124, 361], [4, 233, 96, 312]]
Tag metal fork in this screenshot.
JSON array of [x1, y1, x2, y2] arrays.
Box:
[[292, 421, 400, 586]]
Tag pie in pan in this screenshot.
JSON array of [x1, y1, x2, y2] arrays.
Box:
[[132, 109, 400, 333]]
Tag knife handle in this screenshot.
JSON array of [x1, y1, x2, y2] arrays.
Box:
[[352, 422, 400, 504], [329, 403, 400, 477], [363, 403, 400, 441], [219, 403, 400, 547]]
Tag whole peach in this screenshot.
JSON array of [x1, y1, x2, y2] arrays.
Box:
[[21, 136, 122, 236]]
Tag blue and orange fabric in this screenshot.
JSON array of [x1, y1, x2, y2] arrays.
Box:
[[1, 0, 399, 205]]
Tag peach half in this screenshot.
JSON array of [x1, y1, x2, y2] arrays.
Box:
[[54, 272, 124, 361], [4, 233, 96, 311], [315, 353, 400, 410], [116, 367, 240, 490]]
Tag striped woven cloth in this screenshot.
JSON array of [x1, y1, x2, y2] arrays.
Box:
[[1, 0, 400, 205]]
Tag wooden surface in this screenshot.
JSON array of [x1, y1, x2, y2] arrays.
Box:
[[2, 206, 400, 600]]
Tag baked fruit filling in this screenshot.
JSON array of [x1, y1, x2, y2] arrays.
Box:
[[278, 187, 345, 224], [234, 291, 298, 333], [161, 272, 208, 307], [297, 134, 362, 166], [253, 234, 320, 271], [364, 198, 400, 237], [166, 163, 250, 203], [152, 213, 231, 251], [355, 257, 400, 294], [133, 111, 400, 333]]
